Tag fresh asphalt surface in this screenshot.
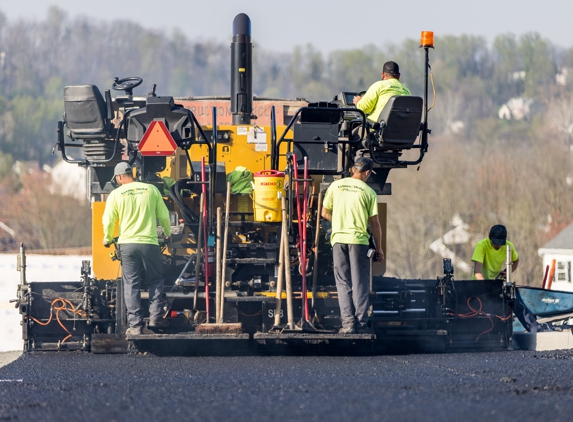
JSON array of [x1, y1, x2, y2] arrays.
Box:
[[1, 350, 573, 422]]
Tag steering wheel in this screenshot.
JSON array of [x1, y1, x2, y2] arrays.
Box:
[[112, 77, 143, 95]]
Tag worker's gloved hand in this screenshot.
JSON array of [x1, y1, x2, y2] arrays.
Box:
[[103, 239, 111, 248], [163, 236, 171, 244], [496, 269, 507, 280]]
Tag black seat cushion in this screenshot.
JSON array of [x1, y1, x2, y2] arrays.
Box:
[[64, 85, 108, 136], [377, 96, 423, 148]]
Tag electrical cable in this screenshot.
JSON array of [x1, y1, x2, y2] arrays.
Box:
[[25, 298, 87, 343], [427, 64, 437, 112], [456, 296, 510, 343]]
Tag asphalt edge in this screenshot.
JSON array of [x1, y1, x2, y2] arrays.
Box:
[[0, 351, 22, 369]]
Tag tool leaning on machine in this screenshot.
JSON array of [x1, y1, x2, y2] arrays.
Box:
[[13, 15, 515, 354]]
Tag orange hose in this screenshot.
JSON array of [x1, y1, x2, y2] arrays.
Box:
[[456, 296, 505, 342], [25, 298, 86, 343]]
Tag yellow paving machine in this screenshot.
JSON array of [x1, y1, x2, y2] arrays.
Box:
[[14, 14, 514, 354]]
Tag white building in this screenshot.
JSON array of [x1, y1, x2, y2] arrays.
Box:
[[45, 160, 88, 201], [498, 97, 535, 121], [538, 223, 573, 291]]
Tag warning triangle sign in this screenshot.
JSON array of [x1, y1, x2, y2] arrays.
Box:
[[138, 121, 178, 156]]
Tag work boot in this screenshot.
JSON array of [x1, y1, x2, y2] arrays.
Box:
[[149, 318, 169, 328], [339, 326, 355, 334], [125, 326, 142, 336], [356, 325, 375, 334]]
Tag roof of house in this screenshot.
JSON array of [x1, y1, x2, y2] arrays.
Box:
[[541, 223, 573, 250]]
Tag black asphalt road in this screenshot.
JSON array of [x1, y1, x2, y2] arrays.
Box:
[[1, 350, 573, 422]]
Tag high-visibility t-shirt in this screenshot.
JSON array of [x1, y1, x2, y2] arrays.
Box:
[[102, 181, 171, 245], [322, 177, 378, 246], [356, 78, 411, 124], [471, 238, 518, 280]]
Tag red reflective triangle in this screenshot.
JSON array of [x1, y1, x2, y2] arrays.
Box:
[[138, 121, 178, 156]]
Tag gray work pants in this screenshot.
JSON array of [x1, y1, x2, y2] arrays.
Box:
[[332, 243, 371, 329], [119, 243, 165, 328]]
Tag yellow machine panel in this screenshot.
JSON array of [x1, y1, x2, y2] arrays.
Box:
[[91, 201, 121, 280]]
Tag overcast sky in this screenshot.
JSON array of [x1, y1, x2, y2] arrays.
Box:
[[1, 0, 572, 53]]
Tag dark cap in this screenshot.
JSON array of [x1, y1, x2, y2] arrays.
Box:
[[353, 157, 376, 174], [383, 61, 400, 76], [112, 162, 133, 182], [489, 224, 507, 246]]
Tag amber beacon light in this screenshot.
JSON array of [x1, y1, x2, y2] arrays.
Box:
[[420, 31, 434, 48]]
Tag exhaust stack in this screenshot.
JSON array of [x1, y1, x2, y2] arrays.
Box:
[[231, 13, 253, 125]]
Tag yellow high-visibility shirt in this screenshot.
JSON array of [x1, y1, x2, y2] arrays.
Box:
[[102, 181, 171, 245], [471, 238, 518, 280], [356, 78, 411, 124], [323, 177, 377, 246]]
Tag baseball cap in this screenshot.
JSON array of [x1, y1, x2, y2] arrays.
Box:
[[112, 162, 133, 182], [383, 61, 400, 76], [353, 157, 376, 174], [489, 224, 507, 246]]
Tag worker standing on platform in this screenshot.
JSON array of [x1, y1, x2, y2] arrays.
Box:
[[322, 157, 384, 334], [102, 162, 172, 336]]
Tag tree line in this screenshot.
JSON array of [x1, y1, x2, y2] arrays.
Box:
[[0, 7, 572, 284], [1, 7, 573, 166]]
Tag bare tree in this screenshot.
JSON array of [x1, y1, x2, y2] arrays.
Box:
[[0, 169, 91, 250]]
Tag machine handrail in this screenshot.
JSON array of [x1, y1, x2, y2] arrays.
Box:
[[272, 106, 367, 170], [270, 106, 277, 169], [190, 112, 213, 159], [209, 106, 217, 232]]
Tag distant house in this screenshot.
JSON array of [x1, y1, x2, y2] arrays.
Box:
[[45, 160, 88, 201], [498, 97, 535, 121], [538, 223, 573, 291], [429, 214, 475, 275]]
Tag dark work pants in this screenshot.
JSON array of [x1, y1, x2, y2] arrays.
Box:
[[332, 243, 371, 329], [119, 243, 165, 328]]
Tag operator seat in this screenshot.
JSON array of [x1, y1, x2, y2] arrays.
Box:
[[64, 85, 113, 140], [373, 95, 423, 150]]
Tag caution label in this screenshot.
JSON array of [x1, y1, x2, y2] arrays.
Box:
[[138, 121, 178, 156]]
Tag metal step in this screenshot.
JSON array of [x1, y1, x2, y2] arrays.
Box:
[[126, 332, 250, 341], [254, 332, 375, 342]]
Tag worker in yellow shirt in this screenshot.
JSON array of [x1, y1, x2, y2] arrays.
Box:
[[322, 157, 384, 334], [353, 61, 411, 125], [471, 224, 545, 332], [102, 162, 172, 336], [471, 224, 518, 280]]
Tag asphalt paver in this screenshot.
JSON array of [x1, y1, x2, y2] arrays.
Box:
[[1, 350, 573, 421]]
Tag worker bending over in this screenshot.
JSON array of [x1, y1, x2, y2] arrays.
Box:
[[472, 224, 543, 332], [472, 224, 518, 280]]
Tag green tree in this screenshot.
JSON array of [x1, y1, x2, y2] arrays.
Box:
[[6, 94, 61, 165], [0, 150, 13, 180], [518, 33, 555, 98], [328, 47, 377, 92], [492, 34, 523, 104]]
